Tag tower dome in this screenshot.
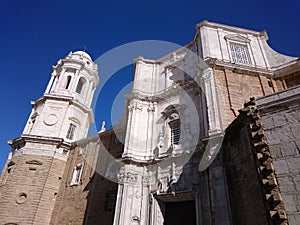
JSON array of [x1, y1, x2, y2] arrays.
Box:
[[44, 50, 99, 108], [71, 51, 92, 61]]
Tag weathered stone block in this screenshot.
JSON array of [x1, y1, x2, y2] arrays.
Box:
[[269, 145, 282, 158], [296, 140, 300, 151], [291, 125, 300, 139], [265, 129, 281, 145], [293, 175, 300, 192], [285, 111, 300, 124], [287, 157, 300, 173], [280, 142, 298, 157], [272, 113, 287, 127], [277, 176, 296, 193], [273, 159, 289, 174], [261, 117, 275, 130], [281, 194, 297, 212], [288, 214, 300, 225]]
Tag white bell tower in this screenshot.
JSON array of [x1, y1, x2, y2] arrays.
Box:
[[23, 51, 99, 141], [0, 51, 99, 225]]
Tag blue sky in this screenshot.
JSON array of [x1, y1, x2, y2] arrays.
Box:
[[0, 0, 299, 171]]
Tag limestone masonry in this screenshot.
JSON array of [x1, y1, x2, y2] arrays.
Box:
[[0, 20, 299, 225]]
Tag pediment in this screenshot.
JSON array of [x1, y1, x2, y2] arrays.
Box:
[[69, 117, 81, 125], [224, 34, 250, 43], [26, 160, 43, 165]]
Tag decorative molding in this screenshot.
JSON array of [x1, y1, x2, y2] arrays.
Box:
[[26, 160, 43, 165], [15, 192, 28, 204], [117, 170, 138, 184], [224, 34, 251, 43], [69, 116, 81, 125], [43, 114, 58, 126], [201, 68, 222, 135]]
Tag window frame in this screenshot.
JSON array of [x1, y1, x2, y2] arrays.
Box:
[[169, 119, 181, 145], [70, 163, 83, 186], [66, 123, 76, 140], [229, 42, 252, 65], [76, 77, 86, 94], [65, 76, 72, 89]]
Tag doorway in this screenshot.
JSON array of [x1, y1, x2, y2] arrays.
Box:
[[164, 200, 196, 225]]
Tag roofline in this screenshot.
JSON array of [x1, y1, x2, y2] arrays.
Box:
[[196, 20, 269, 40]]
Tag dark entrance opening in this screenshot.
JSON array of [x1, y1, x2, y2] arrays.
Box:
[[164, 200, 196, 225]]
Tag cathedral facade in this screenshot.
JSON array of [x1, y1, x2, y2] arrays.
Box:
[[0, 21, 300, 225]]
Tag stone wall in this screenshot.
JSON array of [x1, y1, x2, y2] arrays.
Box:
[[50, 128, 124, 225], [223, 111, 269, 225], [213, 67, 276, 129], [0, 154, 66, 225], [258, 86, 300, 225]]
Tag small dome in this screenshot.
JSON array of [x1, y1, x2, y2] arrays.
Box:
[[72, 51, 92, 61]]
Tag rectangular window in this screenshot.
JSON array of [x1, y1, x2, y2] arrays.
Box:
[[66, 123, 76, 139], [171, 121, 181, 145], [76, 77, 85, 94], [70, 163, 83, 186], [65, 76, 71, 89], [230, 43, 251, 65]]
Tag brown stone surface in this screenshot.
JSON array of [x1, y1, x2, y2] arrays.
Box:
[[213, 67, 276, 128], [258, 87, 300, 225], [50, 129, 123, 225], [223, 117, 269, 225], [0, 154, 66, 225]]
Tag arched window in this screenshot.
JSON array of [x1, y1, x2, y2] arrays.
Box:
[[76, 77, 86, 94], [65, 76, 71, 89]]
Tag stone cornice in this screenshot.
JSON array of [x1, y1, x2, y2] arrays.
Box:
[[273, 58, 300, 78], [196, 20, 268, 40], [257, 85, 300, 114], [204, 57, 274, 76], [9, 134, 72, 150], [127, 80, 200, 102]]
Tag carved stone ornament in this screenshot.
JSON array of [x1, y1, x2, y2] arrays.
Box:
[[224, 34, 251, 43], [147, 103, 155, 112], [43, 114, 58, 126], [157, 177, 172, 193], [117, 170, 138, 184], [15, 192, 28, 204]]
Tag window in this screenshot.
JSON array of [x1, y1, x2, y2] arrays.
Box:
[[170, 120, 181, 145], [229, 43, 251, 65], [76, 77, 85, 94], [66, 123, 76, 139], [65, 76, 71, 89], [70, 163, 83, 186], [28, 112, 38, 133]]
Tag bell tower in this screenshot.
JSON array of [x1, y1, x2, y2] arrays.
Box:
[[23, 51, 99, 140], [0, 51, 99, 225]]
